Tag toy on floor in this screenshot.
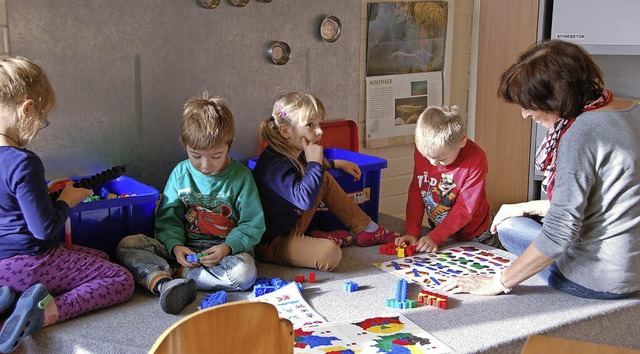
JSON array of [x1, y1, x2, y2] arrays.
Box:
[[418, 289, 448, 309], [253, 277, 302, 297], [384, 279, 416, 309], [343, 281, 359, 292], [200, 290, 227, 309], [49, 165, 127, 201], [308, 272, 316, 283], [379, 241, 417, 257]]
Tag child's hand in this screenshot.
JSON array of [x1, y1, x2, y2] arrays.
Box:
[[395, 235, 418, 246], [301, 137, 324, 164], [334, 160, 361, 181], [57, 183, 92, 208], [47, 177, 71, 192], [173, 245, 197, 267], [415, 235, 438, 253], [200, 244, 232, 267]]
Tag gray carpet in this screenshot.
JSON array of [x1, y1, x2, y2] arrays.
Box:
[[14, 214, 640, 353]]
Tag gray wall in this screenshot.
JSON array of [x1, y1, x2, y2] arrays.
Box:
[[7, 0, 360, 190]]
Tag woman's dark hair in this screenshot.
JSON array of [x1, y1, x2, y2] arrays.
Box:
[[497, 40, 604, 118]]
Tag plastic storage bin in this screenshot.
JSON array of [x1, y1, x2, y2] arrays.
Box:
[[58, 175, 160, 260], [248, 148, 387, 232]]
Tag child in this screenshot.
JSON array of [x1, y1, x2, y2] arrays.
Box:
[[252, 91, 399, 271], [0, 57, 134, 353], [117, 93, 265, 314], [395, 105, 497, 253]]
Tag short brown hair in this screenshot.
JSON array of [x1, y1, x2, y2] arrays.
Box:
[[180, 93, 234, 150], [498, 40, 604, 118]]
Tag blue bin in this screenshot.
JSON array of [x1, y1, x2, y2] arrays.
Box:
[[57, 175, 160, 260], [248, 148, 387, 232]]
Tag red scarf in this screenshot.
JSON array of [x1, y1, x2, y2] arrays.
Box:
[[535, 89, 613, 200]]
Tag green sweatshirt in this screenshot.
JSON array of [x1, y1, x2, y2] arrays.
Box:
[[156, 158, 265, 255]]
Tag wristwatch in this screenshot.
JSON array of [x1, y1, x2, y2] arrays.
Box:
[[492, 270, 512, 294]]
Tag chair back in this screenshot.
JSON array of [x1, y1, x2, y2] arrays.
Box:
[[149, 301, 294, 354]]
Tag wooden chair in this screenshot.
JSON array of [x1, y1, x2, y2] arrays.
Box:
[[521, 334, 640, 354], [149, 301, 294, 354]]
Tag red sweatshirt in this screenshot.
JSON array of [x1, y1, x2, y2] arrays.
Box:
[[404, 140, 491, 245]]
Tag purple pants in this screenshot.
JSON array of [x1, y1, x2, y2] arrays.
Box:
[[0, 244, 134, 323]]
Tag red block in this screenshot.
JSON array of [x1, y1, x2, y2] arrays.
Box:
[[295, 275, 305, 283], [308, 272, 316, 283]]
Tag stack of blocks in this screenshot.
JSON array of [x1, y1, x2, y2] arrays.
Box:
[[384, 279, 416, 309], [200, 290, 228, 309], [253, 277, 303, 297], [418, 289, 449, 310], [379, 242, 417, 257], [186, 252, 206, 263]]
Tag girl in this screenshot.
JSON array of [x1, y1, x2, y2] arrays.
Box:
[[0, 57, 134, 353], [252, 91, 399, 271]]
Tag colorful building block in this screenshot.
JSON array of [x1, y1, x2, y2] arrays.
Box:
[[418, 289, 449, 309], [295, 275, 305, 283], [200, 290, 227, 309], [253, 277, 303, 297], [308, 272, 316, 283], [384, 279, 416, 309], [186, 252, 206, 263], [343, 281, 359, 292]]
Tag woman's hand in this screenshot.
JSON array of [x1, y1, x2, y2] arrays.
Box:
[[490, 204, 525, 234], [47, 177, 71, 191], [441, 275, 501, 295], [334, 159, 361, 181]]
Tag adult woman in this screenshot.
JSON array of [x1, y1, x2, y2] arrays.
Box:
[[443, 40, 640, 299]]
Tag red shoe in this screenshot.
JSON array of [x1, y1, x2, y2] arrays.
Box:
[[309, 230, 353, 247], [355, 225, 400, 247]]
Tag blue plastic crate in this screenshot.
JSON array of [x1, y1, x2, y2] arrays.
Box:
[[248, 148, 387, 232], [57, 175, 160, 259]]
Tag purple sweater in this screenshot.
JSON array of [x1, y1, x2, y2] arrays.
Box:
[[0, 146, 69, 259], [252, 146, 324, 243]]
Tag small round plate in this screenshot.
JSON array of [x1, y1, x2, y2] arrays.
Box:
[[267, 41, 291, 65], [197, 0, 221, 8], [320, 16, 342, 43], [227, 0, 249, 6], [256, 0, 272, 2]]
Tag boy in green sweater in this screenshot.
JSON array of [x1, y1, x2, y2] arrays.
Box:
[[117, 93, 265, 314]]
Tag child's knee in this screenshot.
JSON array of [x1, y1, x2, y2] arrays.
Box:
[[316, 246, 342, 271], [226, 253, 257, 291], [117, 234, 151, 250]]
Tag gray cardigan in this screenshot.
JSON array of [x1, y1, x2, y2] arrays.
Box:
[[534, 102, 640, 294]]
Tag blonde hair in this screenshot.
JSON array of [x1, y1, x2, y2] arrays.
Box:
[[180, 93, 234, 150], [415, 105, 464, 157], [0, 57, 56, 145], [259, 91, 326, 174]]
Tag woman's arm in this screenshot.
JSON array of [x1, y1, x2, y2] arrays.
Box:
[[490, 200, 550, 233]]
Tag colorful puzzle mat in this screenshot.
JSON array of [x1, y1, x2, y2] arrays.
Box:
[[252, 282, 327, 328], [375, 244, 513, 290], [294, 314, 453, 354]]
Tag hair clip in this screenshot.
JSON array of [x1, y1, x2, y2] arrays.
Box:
[[277, 104, 287, 118], [269, 115, 275, 122]]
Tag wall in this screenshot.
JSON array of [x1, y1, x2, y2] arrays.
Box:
[[5, 0, 475, 225]]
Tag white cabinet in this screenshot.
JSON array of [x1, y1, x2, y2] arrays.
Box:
[[551, 0, 640, 55]]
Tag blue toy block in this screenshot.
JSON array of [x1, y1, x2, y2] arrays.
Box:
[[252, 277, 302, 297], [343, 281, 359, 292], [187, 252, 206, 263], [200, 290, 228, 309], [395, 279, 408, 302]]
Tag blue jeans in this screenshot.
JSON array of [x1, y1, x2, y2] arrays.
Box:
[[497, 217, 631, 300], [116, 234, 256, 293]]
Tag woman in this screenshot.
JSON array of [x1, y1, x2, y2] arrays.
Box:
[[443, 40, 640, 299]]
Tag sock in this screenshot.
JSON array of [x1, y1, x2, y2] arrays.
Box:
[[154, 278, 171, 294], [364, 221, 378, 233]]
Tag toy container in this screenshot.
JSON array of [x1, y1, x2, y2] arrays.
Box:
[[58, 175, 159, 259]]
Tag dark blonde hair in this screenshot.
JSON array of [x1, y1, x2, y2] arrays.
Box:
[[259, 91, 326, 174], [180, 93, 234, 150], [0, 57, 56, 145], [415, 105, 464, 157], [498, 40, 604, 118]]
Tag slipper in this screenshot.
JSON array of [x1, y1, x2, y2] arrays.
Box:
[[0, 286, 16, 315], [0, 283, 51, 353]]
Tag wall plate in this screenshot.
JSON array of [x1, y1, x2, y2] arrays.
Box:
[[320, 16, 342, 43], [197, 0, 221, 8], [267, 41, 291, 65], [256, 0, 272, 2], [227, 0, 249, 7]]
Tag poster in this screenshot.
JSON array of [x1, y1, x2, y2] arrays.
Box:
[[365, 1, 450, 148]]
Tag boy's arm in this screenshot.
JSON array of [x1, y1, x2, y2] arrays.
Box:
[[405, 148, 427, 237], [428, 155, 488, 245], [155, 173, 187, 254], [223, 171, 266, 254]]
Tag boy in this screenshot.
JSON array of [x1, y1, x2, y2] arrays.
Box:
[[116, 93, 265, 314], [395, 105, 497, 253]]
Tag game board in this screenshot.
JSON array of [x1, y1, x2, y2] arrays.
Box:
[[251, 282, 327, 328], [375, 244, 513, 290], [293, 314, 453, 354]]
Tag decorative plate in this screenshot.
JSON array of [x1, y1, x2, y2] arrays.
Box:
[[197, 0, 221, 8], [267, 41, 291, 65], [320, 16, 342, 43]]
